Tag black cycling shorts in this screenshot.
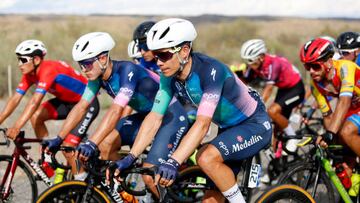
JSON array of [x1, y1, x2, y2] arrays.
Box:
[[274, 80, 305, 118]]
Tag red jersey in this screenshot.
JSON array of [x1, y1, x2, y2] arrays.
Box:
[[254, 54, 301, 89], [16, 60, 87, 103]]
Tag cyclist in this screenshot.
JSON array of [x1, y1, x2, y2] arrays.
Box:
[[300, 38, 360, 158], [133, 21, 161, 75], [0, 39, 99, 176], [336, 31, 360, 63], [240, 39, 305, 152], [68, 32, 189, 197], [111, 18, 272, 203]]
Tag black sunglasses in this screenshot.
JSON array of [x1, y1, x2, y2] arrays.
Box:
[[304, 63, 323, 71], [78, 57, 98, 71]]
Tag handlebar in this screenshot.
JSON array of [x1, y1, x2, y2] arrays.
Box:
[[0, 128, 9, 147], [41, 146, 74, 170]]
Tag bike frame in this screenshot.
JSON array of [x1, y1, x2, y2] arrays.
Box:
[[0, 131, 53, 200]]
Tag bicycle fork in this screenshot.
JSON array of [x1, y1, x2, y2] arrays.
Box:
[[0, 154, 20, 200]]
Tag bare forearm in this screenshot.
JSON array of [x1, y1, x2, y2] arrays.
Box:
[[262, 84, 273, 103], [172, 118, 210, 164], [130, 112, 162, 157], [90, 104, 122, 145], [0, 94, 22, 124], [327, 97, 351, 133], [13, 97, 40, 129]]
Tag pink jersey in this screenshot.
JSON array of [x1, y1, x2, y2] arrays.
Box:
[[254, 54, 301, 89], [16, 60, 87, 103]]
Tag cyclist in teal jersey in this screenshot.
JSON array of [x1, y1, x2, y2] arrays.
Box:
[[111, 18, 272, 203]]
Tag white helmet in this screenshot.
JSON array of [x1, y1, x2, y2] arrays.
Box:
[[147, 18, 197, 50], [15, 39, 47, 57], [72, 32, 115, 62], [127, 40, 142, 59], [240, 39, 267, 60]]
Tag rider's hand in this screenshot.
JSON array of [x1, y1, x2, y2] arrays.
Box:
[[106, 153, 136, 184], [76, 140, 98, 162], [6, 128, 20, 140], [155, 157, 180, 187], [316, 130, 336, 148], [42, 136, 63, 153]]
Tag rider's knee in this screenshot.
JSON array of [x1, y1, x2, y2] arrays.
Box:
[[196, 145, 222, 170], [267, 104, 281, 118], [142, 174, 154, 186]]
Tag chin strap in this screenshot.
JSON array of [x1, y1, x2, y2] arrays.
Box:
[[98, 53, 111, 77], [173, 45, 191, 77]]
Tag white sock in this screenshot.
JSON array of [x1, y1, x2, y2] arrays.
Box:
[[74, 172, 88, 181], [222, 184, 246, 203], [283, 125, 296, 136]]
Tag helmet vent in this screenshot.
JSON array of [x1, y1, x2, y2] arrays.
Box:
[[82, 41, 89, 52], [159, 27, 170, 40]]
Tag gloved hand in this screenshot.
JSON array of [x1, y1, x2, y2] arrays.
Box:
[[42, 136, 63, 153], [156, 157, 180, 186], [76, 140, 98, 160], [107, 153, 137, 183], [321, 130, 336, 144]]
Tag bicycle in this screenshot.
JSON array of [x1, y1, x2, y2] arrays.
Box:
[[256, 184, 316, 203], [37, 149, 262, 203], [278, 134, 360, 203], [0, 128, 70, 203]]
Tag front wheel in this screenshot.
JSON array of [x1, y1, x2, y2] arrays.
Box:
[[256, 184, 316, 203], [0, 155, 37, 203], [36, 180, 110, 203]]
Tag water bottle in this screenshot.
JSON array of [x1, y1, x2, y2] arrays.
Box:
[[335, 164, 352, 189], [119, 190, 138, 203], [41, 161, 55, 177], [54, 168, 65, 184], [349, 173, 360, 196]]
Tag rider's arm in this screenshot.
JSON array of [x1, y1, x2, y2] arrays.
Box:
[[262, 83, 273, 103], [130, 76, 173, 157], [89, 103, 124, 145], [130, 111, 163, 157], [171, 115, 212, 164], [326, 96, 351, 133], [0, 93, 23, 125], [120, 105, 133, 118], [12, 92, 45, 129], [58, 99, 91, 139]]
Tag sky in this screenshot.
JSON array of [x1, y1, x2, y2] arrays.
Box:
[[0, 0, 359, 18]]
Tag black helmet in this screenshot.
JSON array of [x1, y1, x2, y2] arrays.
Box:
[[336, 31, 360, 50], [133, 21, 155, 44]]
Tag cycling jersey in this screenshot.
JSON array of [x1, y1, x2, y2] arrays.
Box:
[[152, 52, 259, 128], [16, 60, 87, 103], [139, 58, 161, 75], [82, 60, 161, 113], [253, 54, 301, 89], [311, 59, 360, 117]]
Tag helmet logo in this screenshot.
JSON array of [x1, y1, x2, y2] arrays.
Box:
[[347, 38, 354, 44]]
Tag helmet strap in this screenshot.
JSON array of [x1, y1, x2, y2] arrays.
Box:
[[98, 52, 111, 76], [174, 44, 191, 77]]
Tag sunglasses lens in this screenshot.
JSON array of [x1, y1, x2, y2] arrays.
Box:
[[18, 57, 30, 64], [155, 51, 174, 62], [79, 58, 96, 70], [304, 63, 322, 71], [341, 51, 351, 56]]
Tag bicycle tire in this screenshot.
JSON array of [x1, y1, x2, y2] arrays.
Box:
[[36, 180, 110, 203], [0, 155, 37, 203], [168, 165, 209, 203], [256, 184, 316, 203], [277, 162, 336, 203]]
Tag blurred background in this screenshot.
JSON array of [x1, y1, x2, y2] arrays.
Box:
[[0, 0, 359, 98]]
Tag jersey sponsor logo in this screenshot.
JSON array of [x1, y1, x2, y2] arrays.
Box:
[[78, 111, 94, 134], [202, 93, 220, 101], [263, 121, 271, 130], [19, 83, 24, 87], [219, 141, 229, 156], [119, 87, 134, 96], [231, 135, 263, 153], [38, 82, 47, 88], [340, 65, 348, 78], [128, 71, 134, 82], [211, 68, 216, 81]]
